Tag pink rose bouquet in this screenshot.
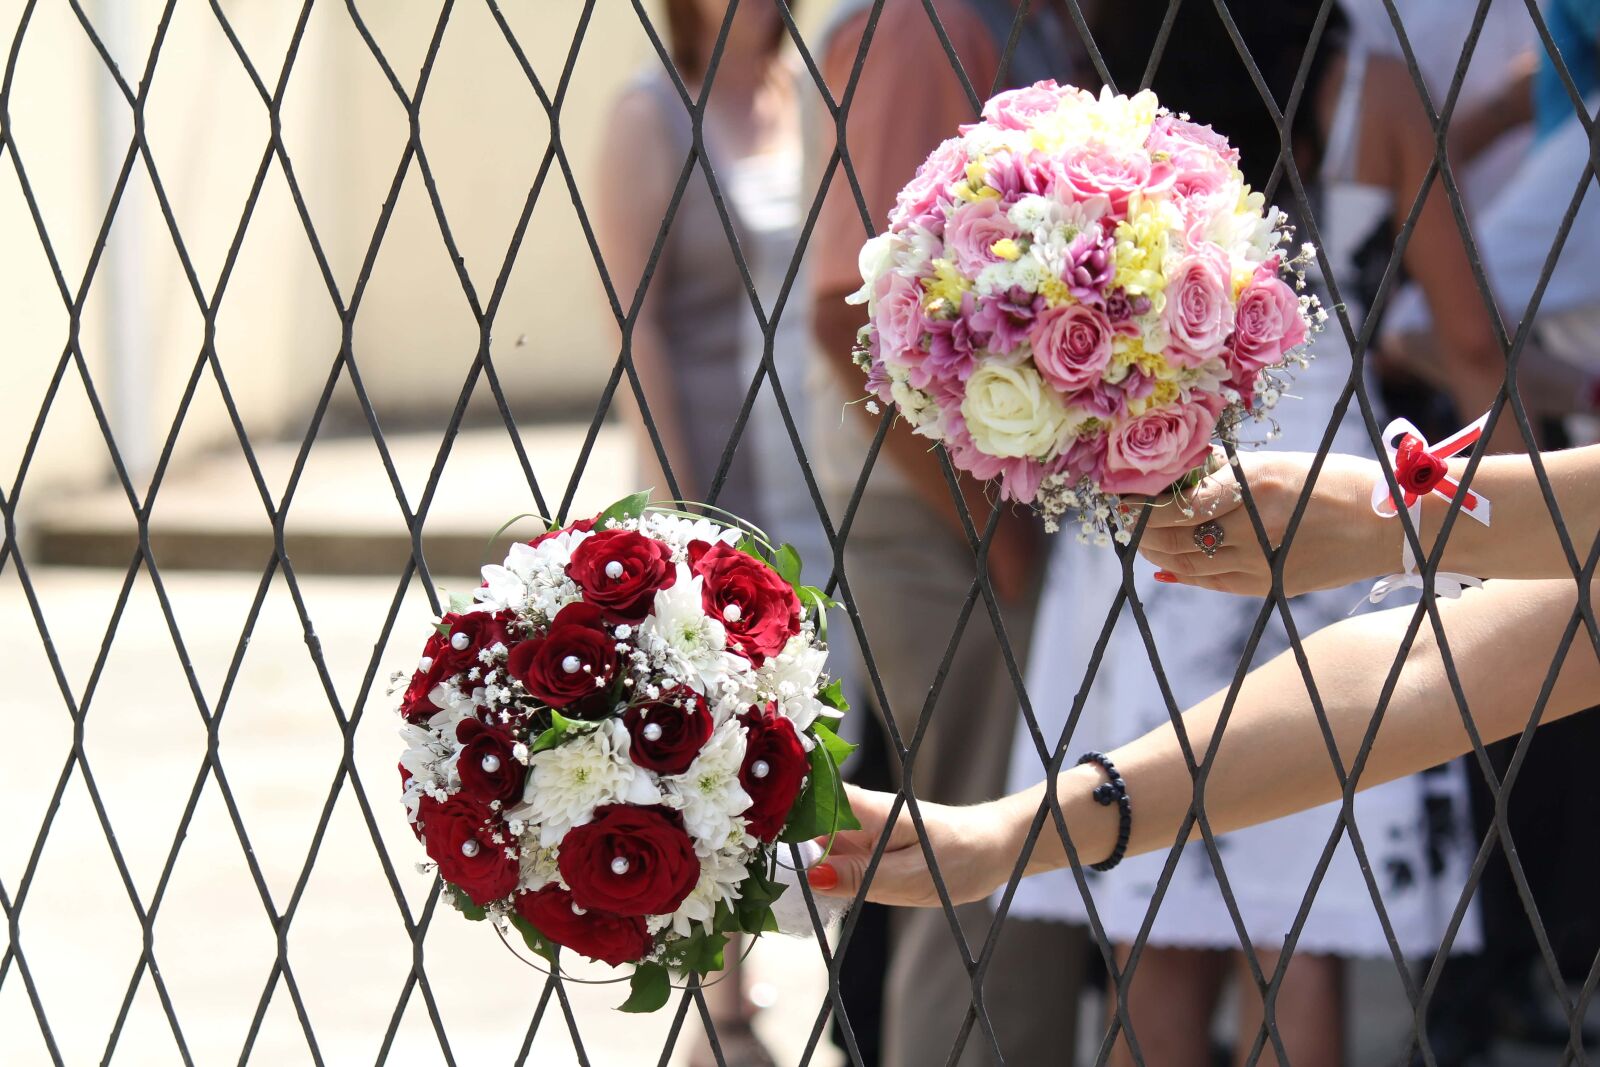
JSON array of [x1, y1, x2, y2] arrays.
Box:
[[850, 82, 1320, 540]]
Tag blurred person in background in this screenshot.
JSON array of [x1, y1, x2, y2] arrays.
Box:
[[1354, 0, 1600, 1058], [594, 3, 802, 1063], [1004, 4, 1510, 1064], [805, 2, 1093, 1064]]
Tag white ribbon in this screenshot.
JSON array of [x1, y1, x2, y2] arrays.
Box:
[[1357, 414, 1492, 611]]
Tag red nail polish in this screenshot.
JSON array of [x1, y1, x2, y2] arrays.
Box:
[[807, 862, 838, 890], [1153, 571, 1177, 583]]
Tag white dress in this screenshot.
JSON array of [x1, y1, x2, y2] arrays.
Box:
[[1001, 51, 1482, 957]]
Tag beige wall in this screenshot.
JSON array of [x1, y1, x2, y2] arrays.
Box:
[[1, 1, 839, 500]]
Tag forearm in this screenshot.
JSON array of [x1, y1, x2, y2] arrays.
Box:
[[1422, 445, 1600, 579], [1009, 576, 1597, 872]]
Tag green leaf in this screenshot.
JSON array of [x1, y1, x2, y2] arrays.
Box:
[[733, 862, 786, 935], [446, 884, 487, 922], [527, 709, 575, 755], [772, 543, 803, 586], [619, 963, 672, 1013], [811, 721, 857, 766], [681, 930, 728, 974], [447, 591, 473, 615], [434, 620, 453, 637], [597, 491, 651, 531], [817, 678, 850, 714], [508, 914, 558, 963], [779, 737, 861, 842]]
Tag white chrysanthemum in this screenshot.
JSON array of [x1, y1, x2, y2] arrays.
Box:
[[756, 634, 829, 731], [475, 564, 529, 613], [637, 565, 746, 694], [514, 720, 661, 848], [399, 720, 458, 820], [637, 513, 743, 558], [664, 846, 749, 938], [663, 719, 752, 851]]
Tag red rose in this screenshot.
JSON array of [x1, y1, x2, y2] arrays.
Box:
[[622, 692, 714, 775], [687, 542, 801, 666], [558, 804, 700, 917], [738, 706, 810, 841], [505, 603, 618, 714], [566, 529, 677, 623], [438, 609, 518, 672], [400, 633, 455, 721], [417, 794, 520, 905], [514, 885, 654, 967], [1395, 436, 1449, 497], [528, 516, 597, 548], [455, 718, 523, 807]]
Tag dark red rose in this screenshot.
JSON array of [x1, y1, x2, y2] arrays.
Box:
[[455, 718, 523, 807], [558, 804, 700, 917], [528, 516, 597, 548], [1395, 435, 1449, 497], [417, 794, 520, 905], [505, 602, 618, 714], [566, 529, 677, 623], [738, 705, 810, 841], [687, 541, 802, 666], [400, 633, 455, 721], [622, 692, 714, 775], [514, 885, 654, 967], [437, 609, 518, 673]]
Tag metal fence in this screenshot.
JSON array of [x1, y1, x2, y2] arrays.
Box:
[[2, 0, 1597, 1064]]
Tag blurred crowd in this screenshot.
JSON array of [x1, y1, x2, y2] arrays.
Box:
[[594, 1, 1600, 1064]]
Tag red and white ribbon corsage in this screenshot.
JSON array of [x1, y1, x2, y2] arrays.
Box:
[[1361, 414, 1492, 607]]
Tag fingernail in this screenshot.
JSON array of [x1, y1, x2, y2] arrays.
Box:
[[1153, 571, 1177, 584], [807, 862, 838, 891]]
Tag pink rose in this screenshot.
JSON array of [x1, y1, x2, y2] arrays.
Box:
[[944, 199, 1017, 276], [1057, 143, 1174, 218], [1100, 392, 1226, 495], [890, 137, 968, 229], [872, 272, 928, 364], [1229, 270, 1306, 377], [1162, 247, 1235, 365], [1147, 115, 1239, 165], [978, 81, 1065, 131], [1030, 304, 1113, 394]]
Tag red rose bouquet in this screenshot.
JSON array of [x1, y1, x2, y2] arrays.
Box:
[[395, 494, 854, 1010]]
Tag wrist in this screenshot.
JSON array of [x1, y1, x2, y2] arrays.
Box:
[[1015, 764, 1118, 878]]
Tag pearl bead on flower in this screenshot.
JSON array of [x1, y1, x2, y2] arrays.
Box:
[[722, 603, 742, 623], [450, 632, 470, 651], [642, 722, 663, 742], [418, 656, 433, 671], [460, 839, 481, 858], [610, 856, 630, 876], [561, 655, 582, 674], [750, 759, 771, 779], [481, 754, 501, 774], [605, 560, 624, 580], [570, 902, 587, 916]]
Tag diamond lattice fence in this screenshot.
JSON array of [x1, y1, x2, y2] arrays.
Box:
[[2, 0, 1598, 1064]]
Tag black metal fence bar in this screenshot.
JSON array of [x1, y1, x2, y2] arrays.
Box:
[[1, 0, 1596, 1064]]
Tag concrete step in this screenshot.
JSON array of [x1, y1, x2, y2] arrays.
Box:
[[25, 424, 635, 578]]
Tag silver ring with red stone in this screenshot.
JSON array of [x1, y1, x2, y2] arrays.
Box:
[[1193, 520, 1225, 558]]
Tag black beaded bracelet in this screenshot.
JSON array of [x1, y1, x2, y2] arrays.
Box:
[[1076, 751, 1132, 872]]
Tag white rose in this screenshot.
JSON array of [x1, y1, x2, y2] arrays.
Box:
[[960, 363, 1071, 458]]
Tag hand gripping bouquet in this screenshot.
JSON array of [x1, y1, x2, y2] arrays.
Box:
[[851, 82, 1322, 542], [394, 493, 854, 1012]]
